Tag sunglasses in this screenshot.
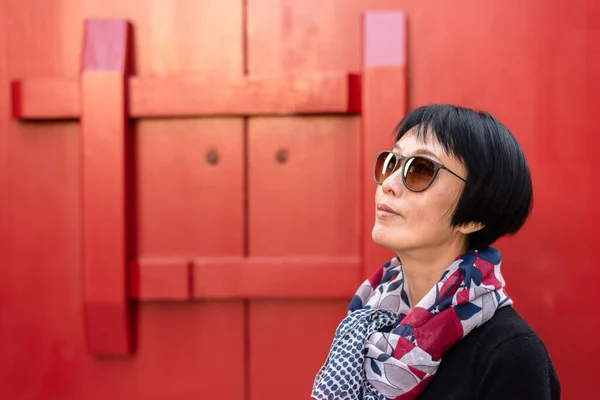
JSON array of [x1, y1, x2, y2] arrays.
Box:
[[373, 151, 466, 192]]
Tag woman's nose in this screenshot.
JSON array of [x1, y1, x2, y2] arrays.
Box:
[[381, 170, 404, 197]]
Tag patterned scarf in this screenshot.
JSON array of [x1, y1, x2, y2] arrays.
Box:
[[312, 247, 512, 400]]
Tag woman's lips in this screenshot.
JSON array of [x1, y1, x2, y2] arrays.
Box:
[[376, 203, 401, 217]]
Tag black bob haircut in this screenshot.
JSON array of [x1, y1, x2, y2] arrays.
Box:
[[393, 104, 533, 251]]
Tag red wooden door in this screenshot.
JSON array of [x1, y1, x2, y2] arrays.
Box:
[[1, 1, 598, 400], [1, 1, 402, 399]]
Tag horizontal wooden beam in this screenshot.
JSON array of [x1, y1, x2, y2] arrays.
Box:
[[131, 260, 193, 301], [130, 73, 362, 117], [12, 73, 361, 120], [11, 78, 80, 119], [131, 257, 361, 300]]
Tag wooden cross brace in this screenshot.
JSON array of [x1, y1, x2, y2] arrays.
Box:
[[10, 12, 406, 357]]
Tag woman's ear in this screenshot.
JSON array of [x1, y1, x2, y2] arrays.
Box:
[[457, 221, 485, 235]]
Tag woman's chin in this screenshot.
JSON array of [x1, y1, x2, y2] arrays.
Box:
[[372, 226, 401, 249]]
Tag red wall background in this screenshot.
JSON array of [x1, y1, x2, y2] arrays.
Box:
[[1, 0, 598, 399]]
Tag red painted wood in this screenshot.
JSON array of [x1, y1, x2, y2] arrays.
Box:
[[2, 1, 599, 399], [246, 5, 366, 399], [360, 11, 407, 279], [83, 20, 130, 72], [81, 302, 246, 399], [11, 78, 79, 118], [134, 118, 246, 259], [248, 116, 362, 258], [74, 2, 246, 398], [80, 19, 132, 356], [189, 257, 360, 299], [129, 73, 361, 116], [248, 301, 349, 399], [11, 73, 361, 119], [131, 260, 192, 300], [129, 302, 245, 400], [1, 1, 247, 398]]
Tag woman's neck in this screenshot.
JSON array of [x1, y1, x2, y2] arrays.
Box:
[[399, 240, 468, 306]]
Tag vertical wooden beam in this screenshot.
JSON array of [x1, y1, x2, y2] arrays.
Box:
[[81, 19, 133, 356], [361, 11, 408, 278]]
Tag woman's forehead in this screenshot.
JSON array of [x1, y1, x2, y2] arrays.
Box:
[[394, 130, 446, 157], [395, 129, 466, 175]]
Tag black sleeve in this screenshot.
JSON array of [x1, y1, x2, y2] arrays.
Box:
[[475, 333, 561, 400]]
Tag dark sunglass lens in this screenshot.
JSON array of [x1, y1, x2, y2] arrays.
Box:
[[375, 152, 398, 183], [404, 157, 436, 190]]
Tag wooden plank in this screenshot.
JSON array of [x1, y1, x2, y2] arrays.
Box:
[[194, 257, 360, 299], [134, 118, 246, 259], [81, 19, 132, 356], [248, 301, 349, 399], [247, 117, 361, 258], [11, 78, 79, 119], [129, 72, 361, 116], [134, 257, 360, 299], [11, 73, 361, 119], [75, 3, 247, 399], [360, 11, 408, 279], [130, 260, 192, 301]]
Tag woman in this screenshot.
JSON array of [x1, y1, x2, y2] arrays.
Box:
[[312, 104, 560, 400]]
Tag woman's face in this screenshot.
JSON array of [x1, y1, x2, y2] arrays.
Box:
[[372, 128, 469, 253]]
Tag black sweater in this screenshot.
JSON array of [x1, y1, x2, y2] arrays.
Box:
[[419, 306, 560, 399]]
